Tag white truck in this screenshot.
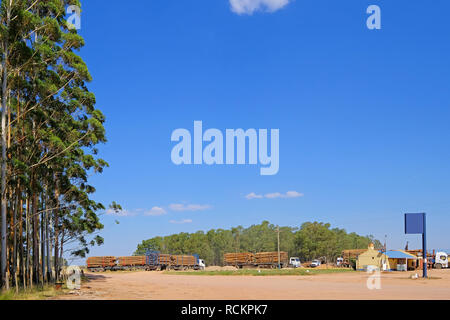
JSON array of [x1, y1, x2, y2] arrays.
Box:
[[289, 257, 301, 268], [198, 259, 206, 270], [433, 252, 448, 269]]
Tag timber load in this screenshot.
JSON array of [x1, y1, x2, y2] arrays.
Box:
[[170, 255, 197, 267], [86, 256, 116, 271], [117, 256, 147, 267], [224, 252, 255, 266], [224, 251, 289, 268], [158, 253, 172, 265], [255, 251, 288, 267]]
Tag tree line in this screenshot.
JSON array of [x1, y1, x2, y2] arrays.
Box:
[[0, 1, 114, 291], [135, 221, 382, 266]]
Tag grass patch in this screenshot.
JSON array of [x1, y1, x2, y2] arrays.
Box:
[[164, 268, 354, 276], [0, 284, 69, 300]]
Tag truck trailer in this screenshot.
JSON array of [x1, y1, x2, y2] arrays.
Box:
[[224, 251, 288, 268], [146, 251, 205, 270], [116, 256, 147, 270], [86, 256, 117, 272]]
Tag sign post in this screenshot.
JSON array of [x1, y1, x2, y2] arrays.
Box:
[[404, 213, 427, 278]]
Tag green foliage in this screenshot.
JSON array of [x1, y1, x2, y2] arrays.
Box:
[[135, 221, 380, 265], [0, 0, 119, 288]]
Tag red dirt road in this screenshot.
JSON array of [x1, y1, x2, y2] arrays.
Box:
[[53, 269, 450, 300]]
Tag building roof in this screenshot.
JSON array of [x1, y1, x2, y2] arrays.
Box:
[[381, 250, 417, 259]]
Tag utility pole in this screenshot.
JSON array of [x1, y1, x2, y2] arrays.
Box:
[[384, 235, 387, 271], [277, 226, 281, 269], [422, 214, 427, 278]]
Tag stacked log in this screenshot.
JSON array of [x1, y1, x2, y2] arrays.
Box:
[[223, 252, 255, 265], [117, 256, 146, 266], [86, 256, 116, 268], [170, 255, 196, 266], [158, 254, 171, 265], [254, 251, 288, 265]]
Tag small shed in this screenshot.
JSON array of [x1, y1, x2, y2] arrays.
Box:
[[384, 250, 418, 271]]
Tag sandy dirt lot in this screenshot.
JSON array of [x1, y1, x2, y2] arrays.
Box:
[[53, 269, 450, 300]]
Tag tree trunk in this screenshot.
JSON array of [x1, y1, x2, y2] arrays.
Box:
[[18, 196, 24, 287], [1, 1, 11, 290], [46, 202, 51, 282], [59, 228, 64, 280], [12, 189, 18, 287], [53, 181, 59, 282], [40, 192, 45, 284], [17, 86, 24, 288], [40, 210, 44, 284], [32, 191, 39, 284], [25, 197, 30, 288]]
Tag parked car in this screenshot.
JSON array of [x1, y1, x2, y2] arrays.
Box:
[[310, 259, 321, 268]]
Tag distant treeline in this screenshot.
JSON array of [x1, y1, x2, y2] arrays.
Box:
[[135, 221, 382, 265]]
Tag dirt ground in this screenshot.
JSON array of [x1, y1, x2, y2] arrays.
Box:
[[52, 269, 450, 300]]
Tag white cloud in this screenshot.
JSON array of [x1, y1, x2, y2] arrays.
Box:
[[169, 219, 193, 224], [245, 192, 264, 200], [284, 191, 303, 198], [229, 0, 291, 15], [265, 191, 304, 199], [168, 203, 212, 212], [246, 191, 304, 199], [264, 192, 283, 199], [144, 206, 167, 216]]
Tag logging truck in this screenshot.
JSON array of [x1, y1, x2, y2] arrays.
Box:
[[224, 251, 289, 268], [86, 252, 205, 272], [406, 250, 449, 269]]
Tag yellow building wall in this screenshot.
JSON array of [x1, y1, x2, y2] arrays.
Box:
[[407, 259, 417, 270], [389, 258, 399, 270], [389, 258, 417, 270], [356, 249, 387, 270]]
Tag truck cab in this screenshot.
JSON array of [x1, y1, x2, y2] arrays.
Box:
[[289, 257, 301, 268], [198, 259, 206, 270], [434, 252, 448, 269], [336, 257, 344, 266]]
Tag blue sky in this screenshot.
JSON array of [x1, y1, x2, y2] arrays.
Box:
[[68, 0, 450, 262]]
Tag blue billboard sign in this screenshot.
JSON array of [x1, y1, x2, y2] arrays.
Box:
[[405, 213, 425, 234]]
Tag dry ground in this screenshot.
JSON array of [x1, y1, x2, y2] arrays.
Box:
[[52, 269, 450, 300]]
